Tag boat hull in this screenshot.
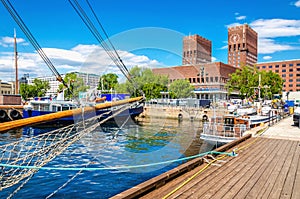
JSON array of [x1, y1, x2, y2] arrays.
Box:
[[22, 106, 144, 127]]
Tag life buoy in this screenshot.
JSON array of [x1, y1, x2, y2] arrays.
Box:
[[0, 109, 9, 122], [202, 115, 208, 121], [9, 109, 23, 120], [178, 113, 183, 121]]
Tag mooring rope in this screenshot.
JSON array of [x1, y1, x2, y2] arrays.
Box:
[[163, 126, 269, 199], [0, 151, 235, 171]]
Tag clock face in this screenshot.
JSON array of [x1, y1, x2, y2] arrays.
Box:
[[230, 33, 240, 43]]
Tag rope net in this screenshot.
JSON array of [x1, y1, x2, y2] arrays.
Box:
[[0, 102, 136, 190]]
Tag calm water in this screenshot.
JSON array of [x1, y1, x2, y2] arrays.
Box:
[[0, 117, 214, 199]]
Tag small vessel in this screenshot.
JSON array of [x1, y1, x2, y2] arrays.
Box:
[[200, 112, 277, 144], [23, 95, 143, 127], [200, 114, 248, 144]]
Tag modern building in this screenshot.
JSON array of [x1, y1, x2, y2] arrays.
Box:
[[256, 59, 300, 93], [228, 24, 258, 68], [28, 75, 65, 97], [153, 62, 237, 100], [182, 34, 212, 65], [73, 72, 100, 89], [27, 72, 100, 97]]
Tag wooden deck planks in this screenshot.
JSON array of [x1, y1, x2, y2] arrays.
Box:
[[259, 140, 297, 198], [138, 138, 300, 199], [244, 139, 291, 199], [292, 141, 300, 199], [180, 138, 270, 199], [207, 138, 281, 199], [141, 137, 262, 199], [231, 139, 288, 199], [279, 140, 300, 199], [171, 138, 267, 199]]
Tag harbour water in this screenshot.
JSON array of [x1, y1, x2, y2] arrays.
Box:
[[0, 117, 214, 199]]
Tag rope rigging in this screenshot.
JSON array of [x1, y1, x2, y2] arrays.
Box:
[[68, 0, 144, 96], [0, 0, 147, 196], [0, 0, 68, 88]]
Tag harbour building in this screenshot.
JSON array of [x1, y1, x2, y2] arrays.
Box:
[[256, 59, 300, 100], [182, 34, 212, 65], [228, 24, 258, 68]]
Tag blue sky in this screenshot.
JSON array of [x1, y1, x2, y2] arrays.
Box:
[[0, 0, 300, 81]]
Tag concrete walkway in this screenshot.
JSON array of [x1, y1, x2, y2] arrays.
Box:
[[262, 116, 300, 141]]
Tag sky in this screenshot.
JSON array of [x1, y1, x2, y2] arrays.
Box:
[[0, 0, 300, 82]]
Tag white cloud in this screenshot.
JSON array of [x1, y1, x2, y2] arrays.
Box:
[[0, 44, 161, 81], [234, 12, 240, 16], [211, 57, 217, 62], [295, 0, 300, 7], [220, 45, 228, 50], [236, 16, 246, 20], [263, 56, 272, 60], [258, 38, 295, 54], [0, 36, 29, 47], [226, 22, 242, 28], [251, 19, 300, 38]]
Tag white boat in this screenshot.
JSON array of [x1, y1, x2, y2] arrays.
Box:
[[200, 112, 277, 145], [236, 106, 257, 116]]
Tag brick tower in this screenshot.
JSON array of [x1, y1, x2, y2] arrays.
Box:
[[182, 34, 212, 65], [228, 24, 257, 68]]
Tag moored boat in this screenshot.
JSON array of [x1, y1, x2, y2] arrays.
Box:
[[23, 96, 144, 127]]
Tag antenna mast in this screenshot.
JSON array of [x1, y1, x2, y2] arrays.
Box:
[[14, 28, 18, 95]]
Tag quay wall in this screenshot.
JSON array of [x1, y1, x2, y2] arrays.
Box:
[[139, 104, 228, 121]]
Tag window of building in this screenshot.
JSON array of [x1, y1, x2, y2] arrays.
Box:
[[297, 74, 300, 77], [297, 63, 300, 66], [282, 74, 286, 77], [197, 78, 200, 83], [275, 70, 279, 73], [282, 64, 286, 67], [210, 77, 214, 82], [282, 69, 286, 72], [297, 84, 300, 87], [283, 85, 286, 87], [289, 79, 293, 82], [289, 69, 293, 72], [297, 68, 300, 71], [269, 65, 272, 68], [297, 79, 300, 82], [262, 66, 266, 68], [189, 78, 192, 83], [257, 66, 260, 69], [206, 77, 209, 83], [289, 74, 293, 77], [275, 65, 279, 68], [289, 63, 293, 67], [289, 84, 293, 87], [215, 77, 218, 82]]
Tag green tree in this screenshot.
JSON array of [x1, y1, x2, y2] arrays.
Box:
[[115, 66, 168, 99], [98, 73, 118, 92], [58, 73, 89, 100], [226, 66, 283, 99], [33, 79, 50, 97], [169, 79, 194, 98], [19, 78, 50, 100]]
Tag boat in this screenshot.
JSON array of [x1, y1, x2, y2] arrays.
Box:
[[200, 112, 277, 144], [236, 106, 257, 116], [23, 95, 144, 127]]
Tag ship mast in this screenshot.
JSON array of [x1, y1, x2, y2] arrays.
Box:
[[14, 29, 18, 95]]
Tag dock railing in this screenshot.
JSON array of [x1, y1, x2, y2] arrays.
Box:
[[202, 122, 248, 139]]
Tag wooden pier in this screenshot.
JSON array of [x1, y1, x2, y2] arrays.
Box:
[[112, 118, 300, 199]]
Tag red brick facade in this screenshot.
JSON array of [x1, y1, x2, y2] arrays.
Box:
[[228, 24, 257, 68], [153, 62, 237, 99], [182, 35, 212, 65], [256, 60, 300, 92]]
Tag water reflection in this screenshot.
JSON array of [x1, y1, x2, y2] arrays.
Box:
[[0, 117, 215, 198]]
